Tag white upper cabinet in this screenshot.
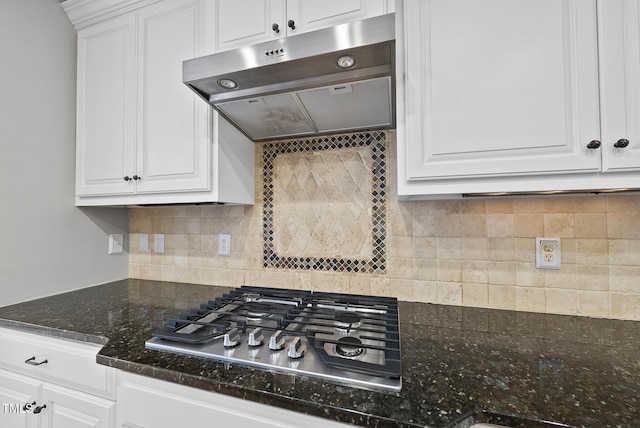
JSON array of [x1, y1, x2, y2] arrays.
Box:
[[213, 0, 394, 52], [397, 0, 640, 198], [69, 0, 255, 205]]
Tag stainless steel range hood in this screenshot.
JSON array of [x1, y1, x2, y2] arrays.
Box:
[[183, 14, 395, 142]]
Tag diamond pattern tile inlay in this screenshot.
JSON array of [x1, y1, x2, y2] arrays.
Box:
[[262, 132, 386, 273]]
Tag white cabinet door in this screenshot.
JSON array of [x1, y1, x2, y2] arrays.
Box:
[[213, 0, 392, 52], [213, 0, 285, 51], [286, 0, 390, 35], [599, 0, 640, 173], [76, 15, 137, 197], [135, 0, 211, 194], [0, 369, 41, 428], [41, 384, 115, 428], [401, 0, 601, 181]]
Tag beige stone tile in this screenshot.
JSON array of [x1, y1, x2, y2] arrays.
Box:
[[513, 197, 546, 214], [545, 288, 577, 315], [187, 235, 201, 251], [370, 277, 392, 297], [575, 213, 607, 238], [577, 291, 610, 318], [515, 287, 546, 313], [543, 214, 575, 237], [515, 238, 535, 262], [607, 212, 640, 239], [544, 265, 576, 289], [436, 214, 461, 237], [514, 214, 544, 237], [575, 239, 608, 265], [488, 285, 516, 310], [515, 262, 545, 287], [390, 279, 414, 301], [461, 214, 487, 237], [437, 282, 463, 305], [609, 239, 640, 266], [461, 237, 488, 261], [413, 258, 438, 281], [460, 200, 487, 214], [388, 235, 413, 259], [487, 214, 514, 237], [388, 258, 414, 279], [610, 292, 640, 320], [412, 200, 436, 215], [574, 196, 608, 213], [487, 261, 516, 285], [576, 265, 609, 291], [462, 282, 489, 307], [544, 197, 576, 214], [389, 213, 413, 237], [436, 237, 461, 260], [349, 277, 371, 295], [414, 236, 436, 259], [488, 238, 516, 262], [413, 215, 436, 237], [609, 265, 640, 292], [462, 260, 488, 284], [436, 200, 462, 215], [413, 280, 438, 303], [607, 195, 640, 212], [487, 199, 514, 214], [437, 259, 462, 282]]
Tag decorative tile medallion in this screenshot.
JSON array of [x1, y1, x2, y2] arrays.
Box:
[[262, 132, 386, 273]]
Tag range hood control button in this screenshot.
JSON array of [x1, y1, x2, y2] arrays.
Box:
[[287, 337, 305, 359], [268, 330, 285, 351], [248, 327, 264, 347], [223, 328, 240, 348]]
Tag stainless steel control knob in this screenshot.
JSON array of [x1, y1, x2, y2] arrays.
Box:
[[268, 330, 285, 351], [248, 327, 264, 347], [223, 328, 240, 348], [287, 337, 305, 359]]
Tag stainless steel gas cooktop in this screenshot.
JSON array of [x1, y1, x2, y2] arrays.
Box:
[[145, 286, 401, 392]]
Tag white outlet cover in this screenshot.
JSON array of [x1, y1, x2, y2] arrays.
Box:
[[218, 233, 231, 256], [139, 233, 149, 253], [154, 234, 165, 254], [108, 234, 124, 255], [536, 237, 561, 269]]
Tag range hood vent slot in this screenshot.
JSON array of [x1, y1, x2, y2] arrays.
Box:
[[183, 14, 395, 142]]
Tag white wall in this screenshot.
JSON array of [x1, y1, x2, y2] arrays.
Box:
[[0, 0, 129, 306]]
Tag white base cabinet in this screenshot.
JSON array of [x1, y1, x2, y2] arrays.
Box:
[[0, 328, 116, 428], [397, 0, 640, 199], [117, 371, 351, 428]]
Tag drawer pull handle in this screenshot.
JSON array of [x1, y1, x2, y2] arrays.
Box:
[[23, 401, 47, 414], [24, 356, 48, 366]]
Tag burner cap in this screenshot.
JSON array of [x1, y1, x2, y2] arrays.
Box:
[[334, 313, 362, 330], [335, 336, 365, 358]]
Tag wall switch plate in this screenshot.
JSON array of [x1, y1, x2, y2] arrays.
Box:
[[108, 234, 124, 254], [218, 234, 231, 256], [536, 237, 561, 269], [154, 234, 165, 254], [139, 233, 149, 253]]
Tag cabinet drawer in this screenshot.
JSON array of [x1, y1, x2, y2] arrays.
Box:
[[0, 327, 115, 399]]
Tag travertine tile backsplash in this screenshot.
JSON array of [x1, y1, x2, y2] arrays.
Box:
[[129, 131, 640, 321]]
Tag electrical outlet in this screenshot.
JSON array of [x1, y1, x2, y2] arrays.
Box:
[[139, 233, 149, 253], [108, 234, 124, 254], [218, 234, 231, 256], [536, 237, 561, 269], [154, 234, 165, 254]]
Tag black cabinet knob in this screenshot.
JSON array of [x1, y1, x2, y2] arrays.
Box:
[[132, 175, 140, 181], [288, 19, 295, 30], [614, 138, 630, 148], [272, 23, 279, 33], [123, 176, 131, 181], [586, 140, 601, 149]]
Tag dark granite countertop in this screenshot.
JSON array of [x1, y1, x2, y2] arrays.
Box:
[[0, 279, 638, 427]]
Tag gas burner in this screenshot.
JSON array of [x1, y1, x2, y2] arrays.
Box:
[[335, 336, 365, 358], [246, 311, 269, 320], [333, 313, 362, 330]]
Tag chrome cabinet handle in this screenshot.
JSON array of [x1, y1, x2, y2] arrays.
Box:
[[586, 140, 601, 149], [288, 20, 295, 30], [24, 356, 48, 366], [272, 23, 279, 33], [614, 138, 630, 148]]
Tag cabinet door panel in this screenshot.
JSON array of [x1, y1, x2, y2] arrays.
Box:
[[41, 384, 115, 428], [599, 0, 640, 173], [0, 369, 40, 428], [76, 15, 136, 196], [214, 0, 285, 51], [136, 0, 211, 194], [286, 0, 387, 35], [404, 0, 600, 181]]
